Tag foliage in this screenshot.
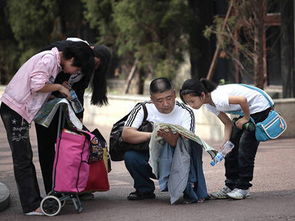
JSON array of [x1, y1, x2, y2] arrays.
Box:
[[1, 0, 198, 87], [204, 0, 281, 84], [82, 0, 116, 45], [7, 0, 57, 49], [0, 0, 92, 83], [111, 0, 192, 79]]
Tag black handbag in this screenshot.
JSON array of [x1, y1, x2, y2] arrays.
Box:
[[109, 103, 153, 161]]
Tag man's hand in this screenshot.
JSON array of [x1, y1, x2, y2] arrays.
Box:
[[122, 127, 151, 144], [157, 128, 179, 147]]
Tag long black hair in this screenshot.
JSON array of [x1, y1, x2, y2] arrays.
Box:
[[90, 45, 112, 106], [180, 78, 217, 103], [41, 40, 94, 87], [41, 40, 112, 106]]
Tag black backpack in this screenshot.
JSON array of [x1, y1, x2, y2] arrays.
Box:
[[109, 102, 153, 161]]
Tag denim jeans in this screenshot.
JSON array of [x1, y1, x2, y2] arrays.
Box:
[[0, 103, 42, 213], [225, 108, 271, 190], [184, 141, 208, 201], [124, 150, 155, 193]]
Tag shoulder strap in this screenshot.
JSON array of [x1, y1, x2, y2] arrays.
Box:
[[240, 84, 274, 107], [141, 102, 148, 122]]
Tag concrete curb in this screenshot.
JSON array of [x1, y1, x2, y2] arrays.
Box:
[[0, 182, 10, 212]]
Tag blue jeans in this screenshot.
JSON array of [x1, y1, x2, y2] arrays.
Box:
[[184, 141, 208, 201], [124, 150, 155, 193], [0, 103, 42, 213]]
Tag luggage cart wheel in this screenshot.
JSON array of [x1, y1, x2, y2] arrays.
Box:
[[40, 195, 61, 216]]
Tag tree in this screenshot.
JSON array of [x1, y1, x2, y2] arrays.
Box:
[[280, 0, 295, 97], [0, 0, 98, 83], [0, 0, 19, 84], [82, 0, 115, 44], [7, 0, 57, 49], [187, 0, 215, 80], [112, 0, 194, 93], [204, 0, 282, 89]]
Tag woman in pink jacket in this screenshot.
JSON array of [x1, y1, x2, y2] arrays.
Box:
[[0, 41, 94, 215]]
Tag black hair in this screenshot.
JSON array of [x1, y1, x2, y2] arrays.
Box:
[[62, 41, 95, 81], [41, 40, 111, 106], [149, 77, 173, 95], [180, 78, 217, 103], [90, 45, 112, 106]]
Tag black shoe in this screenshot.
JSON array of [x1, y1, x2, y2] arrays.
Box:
[[127, 191, 155, 200]]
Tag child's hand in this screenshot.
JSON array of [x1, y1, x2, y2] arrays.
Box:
[[235, 116, 249, 129]]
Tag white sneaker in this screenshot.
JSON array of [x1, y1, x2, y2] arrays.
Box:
[[25, 211, 44, 216], [227, 188, 250, 200], [25, 207, 44, 216], [209, 186, 232, 199]]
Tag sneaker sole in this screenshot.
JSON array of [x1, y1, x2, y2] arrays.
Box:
[[127, 194, 156, 200], [25, 211, 44, 216], [209, 193, 229, 200], [227, 194, 250, 200]]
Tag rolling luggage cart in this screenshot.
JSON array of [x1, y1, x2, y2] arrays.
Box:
[[40, 105, 89, 216]]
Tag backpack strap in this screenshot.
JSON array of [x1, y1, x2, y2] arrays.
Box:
[[240, 84, 274, 107], [141, 102, 148, 122]]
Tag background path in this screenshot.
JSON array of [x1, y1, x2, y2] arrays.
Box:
[[0, 122, 294, 221]]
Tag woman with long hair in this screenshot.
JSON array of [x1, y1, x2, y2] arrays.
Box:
[[35, 39, 112, 197]]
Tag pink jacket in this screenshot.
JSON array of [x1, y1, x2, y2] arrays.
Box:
[[1, 48, 62, 123]]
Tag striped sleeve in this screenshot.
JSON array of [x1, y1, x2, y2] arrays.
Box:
[[124, 103, 144, 128], [177, 102, 195, 133]]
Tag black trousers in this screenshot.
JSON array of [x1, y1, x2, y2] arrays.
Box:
[[225, 108, 271, 190], [35, 111, 62, 194], [0, 103, 42, 213]]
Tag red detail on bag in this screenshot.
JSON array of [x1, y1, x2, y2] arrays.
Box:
[[84, 160, 110, 192]]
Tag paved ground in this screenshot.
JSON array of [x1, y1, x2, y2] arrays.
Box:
[[0, 122, 295, 221]]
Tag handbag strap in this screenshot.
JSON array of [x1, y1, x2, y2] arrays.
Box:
[[240, 84, 274, 107], [78, 129, 95, 141], [141, 102, 148, 122]]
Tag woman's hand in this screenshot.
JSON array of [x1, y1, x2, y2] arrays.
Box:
[[58, 84, 70, 99], [37, 83, 70, 98], [62, 81, 71, 90]]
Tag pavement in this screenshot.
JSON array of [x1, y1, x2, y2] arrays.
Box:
[[0, 122, 295, 221], [0, 182, 10, 211]]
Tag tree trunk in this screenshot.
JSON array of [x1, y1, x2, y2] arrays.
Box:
[[124, 59, 138, 94], [188, 0, 214, 79], [207, 0, 233, 81], [135, 67, 145, 95], [253, 0, 266, 89], [281, 0, 295, 98], [233, 30, 241, 83]]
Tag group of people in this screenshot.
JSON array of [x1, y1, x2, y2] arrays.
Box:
[[0, 38, 111, 215], [0, 38, 274, 215], [122, 77, 273, 203]]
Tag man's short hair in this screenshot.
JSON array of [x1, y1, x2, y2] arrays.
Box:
[[149, 77, 172, 95]]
